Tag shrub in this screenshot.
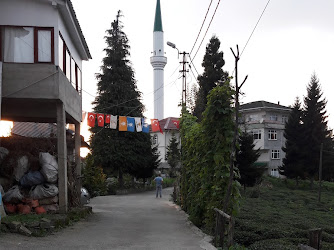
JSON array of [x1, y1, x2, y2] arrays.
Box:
[[82, 154, 107, 197]]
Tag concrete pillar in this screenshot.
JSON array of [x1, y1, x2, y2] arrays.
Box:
[[75, 122, 81, 202], [57, 102, 68, 213]]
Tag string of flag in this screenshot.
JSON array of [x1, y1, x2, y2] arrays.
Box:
[[83, 112, 180, 134]]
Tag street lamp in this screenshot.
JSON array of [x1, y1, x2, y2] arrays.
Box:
[[167, 41, 179, 58], [166, 41, 189, 108]]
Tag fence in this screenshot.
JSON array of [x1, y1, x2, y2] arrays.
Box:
[[214, 208, 235, 249]]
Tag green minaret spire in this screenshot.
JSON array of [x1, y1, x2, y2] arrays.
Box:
[[153, 0, 163, 32]]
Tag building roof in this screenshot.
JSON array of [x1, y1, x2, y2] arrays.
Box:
[[240, 101, 291, 111], [160, 117, 180, 131], [60, 0, 92, 60], [150, 117, 180, 132], [153, 0, 163, 32], [11, 122, 89, 148]]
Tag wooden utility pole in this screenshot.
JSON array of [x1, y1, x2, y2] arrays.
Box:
[[221, 45, 248, 248], [318, 143, 323, 202]]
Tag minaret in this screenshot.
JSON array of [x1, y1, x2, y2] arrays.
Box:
[[150, 0, 167, 120]]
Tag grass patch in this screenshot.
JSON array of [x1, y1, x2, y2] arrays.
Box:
[[234, 177, 334, 249]]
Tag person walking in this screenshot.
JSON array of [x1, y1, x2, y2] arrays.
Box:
[[154, 173, 163, 198]]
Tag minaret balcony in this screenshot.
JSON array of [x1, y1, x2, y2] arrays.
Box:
[[150, 56, 167, 69]]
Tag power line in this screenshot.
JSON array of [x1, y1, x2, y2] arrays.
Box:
[[191, 0, 222, 63], [240, 0, 271, 58], [189, 0, 214, 55]]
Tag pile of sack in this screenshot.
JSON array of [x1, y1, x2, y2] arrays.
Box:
[[1, 152, 59, 215]]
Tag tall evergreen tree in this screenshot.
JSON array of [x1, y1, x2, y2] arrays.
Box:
[[280, 97, 305, 183], [165, 132, 180, 177], [236, 132, 262, 190], [193, 36, 229, 121], [302, 74, 330, 181], [90, 11, 157, 186]]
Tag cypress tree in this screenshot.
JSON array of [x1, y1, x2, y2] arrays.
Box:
[[165, 132, 180, 177], [90, 11, 157, 186], [302, 74, 330, 182], [193, 36, 229, 121], [280, 97, 305, 183], [236, 132, 262, 190]]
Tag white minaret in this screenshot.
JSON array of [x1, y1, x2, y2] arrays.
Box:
[[150, 0, 167, 120]]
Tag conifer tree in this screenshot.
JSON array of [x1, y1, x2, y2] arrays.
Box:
[[193, 36, 229, 121], [302, 74, 331, 182], [165, 132, 180, 177], [280, 98, 305, 183], [236, 132, 262, 190], [90, 11, 157, 186]]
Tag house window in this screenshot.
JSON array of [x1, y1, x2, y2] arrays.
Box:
[[58, 34, 64, 71], [249, 114, 258, 122], [253, 130, 262, 140], [65, 49, 71, 81], [1, 26, 54, 63], [4, 27, 34, 63], [282, 115, 288, 124], [270, 115, 278, 121], [270, 168, 279, 177], [71, 57, 76, 87], [77, 66, 82, 92], [271, 150, 280, 159], [268, 130, 277, 140], [153, 134, 158, 145], [37, 28, 53, 62]]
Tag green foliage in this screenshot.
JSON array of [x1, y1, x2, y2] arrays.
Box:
[[165, 132, 180, 177], [236, 132, 263, 189], [302, 74, 331, 179], [234, 177, 334, 249], [82, 154, 107, 197], [180, 84, 240, 232], [193, 36, 229, 121], [90, 11, 158, 185], [280, 97, 305, 181]]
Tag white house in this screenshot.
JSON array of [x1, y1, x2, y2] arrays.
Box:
[[151, 117, 180, 173], [0, 0, 91, 212], [239, 101, 291, 178]]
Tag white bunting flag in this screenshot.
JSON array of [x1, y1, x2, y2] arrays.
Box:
[[135, 117, 142, 132], [110, 115, 117, 129]]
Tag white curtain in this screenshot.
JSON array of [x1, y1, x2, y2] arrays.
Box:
[[4, 27, 34, 63], [38, 30, 51, 62]]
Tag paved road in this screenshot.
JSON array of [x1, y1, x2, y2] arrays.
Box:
[[0, 188, 215, 250]]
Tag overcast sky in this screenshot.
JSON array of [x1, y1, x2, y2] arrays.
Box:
[[71, 0, 334, 133]]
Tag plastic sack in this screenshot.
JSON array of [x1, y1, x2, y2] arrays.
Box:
[[35, 206, 47, 214], [39, 153, 58, 183], [3, 185, 24, 203], [18, 204, 31, 215], [14, 156, 30, 182], [19, 171, 45, 188], [4, 203, 17, 214], [30, 184, 59, 200], [0, 147, 9, 165]]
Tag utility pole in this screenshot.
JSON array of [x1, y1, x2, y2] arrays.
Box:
[[179, 51, 189, 108]]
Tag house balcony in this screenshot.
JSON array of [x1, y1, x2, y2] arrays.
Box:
[[1, 63, 82, 124]]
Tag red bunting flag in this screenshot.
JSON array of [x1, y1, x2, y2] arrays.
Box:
[[151, 119, 163, 134], [97, 114, 104, 127], [105, 115, 111, 124], [171, 119, 180, 129], [87, 113, 96, 127]]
